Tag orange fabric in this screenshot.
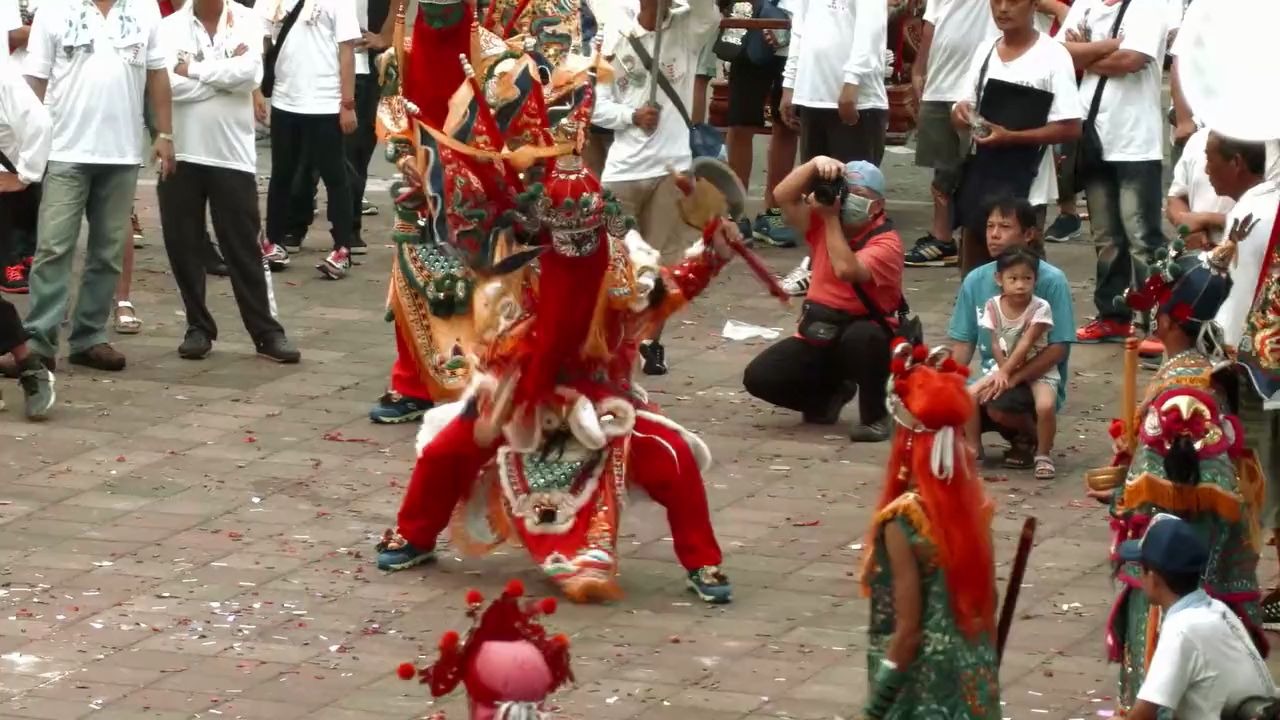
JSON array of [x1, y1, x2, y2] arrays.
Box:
[[804, 211, 904, 318], [862, 366, 996, 639]]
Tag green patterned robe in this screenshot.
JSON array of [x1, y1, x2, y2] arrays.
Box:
[[1107, 350, 1265, 711], [865, 493, 1001, 720]]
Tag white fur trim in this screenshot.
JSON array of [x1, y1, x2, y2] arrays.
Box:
[[569, 395, 607, 450], [635, 410, 712, 472], [684, 239, 708, 259], [414, 401, 466, 456], [595, 397, 636, 440], [414, 371, 497, 456]]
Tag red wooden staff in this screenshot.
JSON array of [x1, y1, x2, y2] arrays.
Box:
[[996, 517, 1037, 665]]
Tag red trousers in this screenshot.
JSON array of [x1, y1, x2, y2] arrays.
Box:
[[396, 413, 723, 571], [389, 324, 433, 400]]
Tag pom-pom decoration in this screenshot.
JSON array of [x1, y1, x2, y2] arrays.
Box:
[[398, 662, 418, 680], [1170, 302, 1194, 324], [411, 580, 575, 705], [1108, 418, 1125, 439], [504, 579, 525, 598]]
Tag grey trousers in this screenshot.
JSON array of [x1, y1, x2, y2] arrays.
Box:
[[24, 161, 138, 357]]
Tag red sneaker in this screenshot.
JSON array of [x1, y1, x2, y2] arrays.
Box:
[[1076, 317, 1132, 343], [0, 264, 28, 294]]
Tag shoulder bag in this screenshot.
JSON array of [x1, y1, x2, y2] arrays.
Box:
[[260, 0, 307, 98], [848, 220, 923, 345], [1074, 0, 1133, 181], [626, 33, 725, 159]]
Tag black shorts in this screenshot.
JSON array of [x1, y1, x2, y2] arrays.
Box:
[[726, 57, 786, 128], [979, 383, 1036, 438]]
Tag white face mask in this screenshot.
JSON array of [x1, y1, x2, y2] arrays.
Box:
[[841, 193, 874, 225]]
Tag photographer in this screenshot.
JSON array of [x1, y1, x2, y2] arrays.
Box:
[[742, 158, 904, 442]]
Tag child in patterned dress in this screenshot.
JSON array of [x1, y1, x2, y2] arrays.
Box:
[[974, 246, 1060, 478]]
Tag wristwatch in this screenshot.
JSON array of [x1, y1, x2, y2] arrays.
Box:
[[340, 99, 356, 111], [156, 132, 174, 142]]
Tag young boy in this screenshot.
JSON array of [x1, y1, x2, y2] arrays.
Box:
[[0, 53, 55, 420], [1121, 515, 1276, 720], [974, 246, 1059, 478]]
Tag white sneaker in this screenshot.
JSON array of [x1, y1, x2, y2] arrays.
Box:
[[779, 256, 811, 297], [261, 239, 290, 271], [317, 248, 351, 279]]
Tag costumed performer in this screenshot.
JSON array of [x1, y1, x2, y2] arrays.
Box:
[[859, 341, 1001, 719], [369, 0, 586, 425], [1086, 231, 1268, 714], [375, 55, 743, 605], [397, 579, 573, 720]]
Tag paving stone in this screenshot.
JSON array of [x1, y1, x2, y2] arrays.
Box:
[[2, 154, 1276, 720]]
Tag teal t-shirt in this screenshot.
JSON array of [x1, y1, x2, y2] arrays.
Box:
[[946, 260, 1075, 411]]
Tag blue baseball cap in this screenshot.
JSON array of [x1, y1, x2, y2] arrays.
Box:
[[844, 161, 886, 197], [1117, 514, 1208, 576]]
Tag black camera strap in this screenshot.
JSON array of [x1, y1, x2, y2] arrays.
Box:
[[844, 219, 906, 338]]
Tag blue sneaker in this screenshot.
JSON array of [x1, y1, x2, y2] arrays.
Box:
[[687, 566, 733, 604], [369, 392, 433, 424], [375, 530, 437, 571], [751, 208, 798, 248]]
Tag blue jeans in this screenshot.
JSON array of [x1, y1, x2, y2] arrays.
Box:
[[1084, 160, 1167, 321], [24, 161, 139, 357]]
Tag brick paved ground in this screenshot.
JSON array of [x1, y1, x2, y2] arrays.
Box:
[[0, 146, 1275, 720]]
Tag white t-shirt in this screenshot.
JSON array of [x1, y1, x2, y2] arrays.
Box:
[[592, 0, 720, 183], [259, 0, 361, 115], [781, 0, 887, 111], [920, 0, 996, 103], [162, 2, 261, 174], [1168, 127, 1235, 245], [1138, 595, 1276, 720], [1, 0, 20, 59], [1057, 0, 1169, 162], [22, 0, 166, 165], [0, 57, 50, 184], [1214, 180, 1278, 350], [961, 34, 1082, 207], [978, 294, 1059, 382], [354, 0, 369, 75]]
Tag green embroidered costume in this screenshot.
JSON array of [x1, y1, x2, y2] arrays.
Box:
[[1106, 350, 1267, 711], [865, 495, 1001, 720]]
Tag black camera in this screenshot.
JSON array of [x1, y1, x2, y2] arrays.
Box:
[[811, 176, 848, 208]]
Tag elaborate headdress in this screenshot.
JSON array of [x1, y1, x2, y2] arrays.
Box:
[[399, 580, 573, 720], [1121, 233, 1235, 357], [864, 341, 996, 640]]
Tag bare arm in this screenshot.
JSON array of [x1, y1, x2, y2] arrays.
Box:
[[25, 76, 47, 102], [884, 521, 923, 667], [998, 118, 1082, 147], [1125, 701, 1159, 720], [1002, 322, 1049, 373], [8, 26, 30, 52], [1087, 49, 1150, 77], [988, 326, 1007, 367], [910, 21, 933, 92], [1170, 57, 1195, 138], [950, 340, 975, 368], [1061, 38, 1121, 71], [339, 41, 355, 102], [823, 216, 871, 284], [146, 68, 174, 135], [774, 159, 818, 236], [1166, 194, 1191, 229], [1009, 342, 1065, 387]]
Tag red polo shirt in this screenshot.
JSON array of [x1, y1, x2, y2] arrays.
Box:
[[804, 210, 904, 319]]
